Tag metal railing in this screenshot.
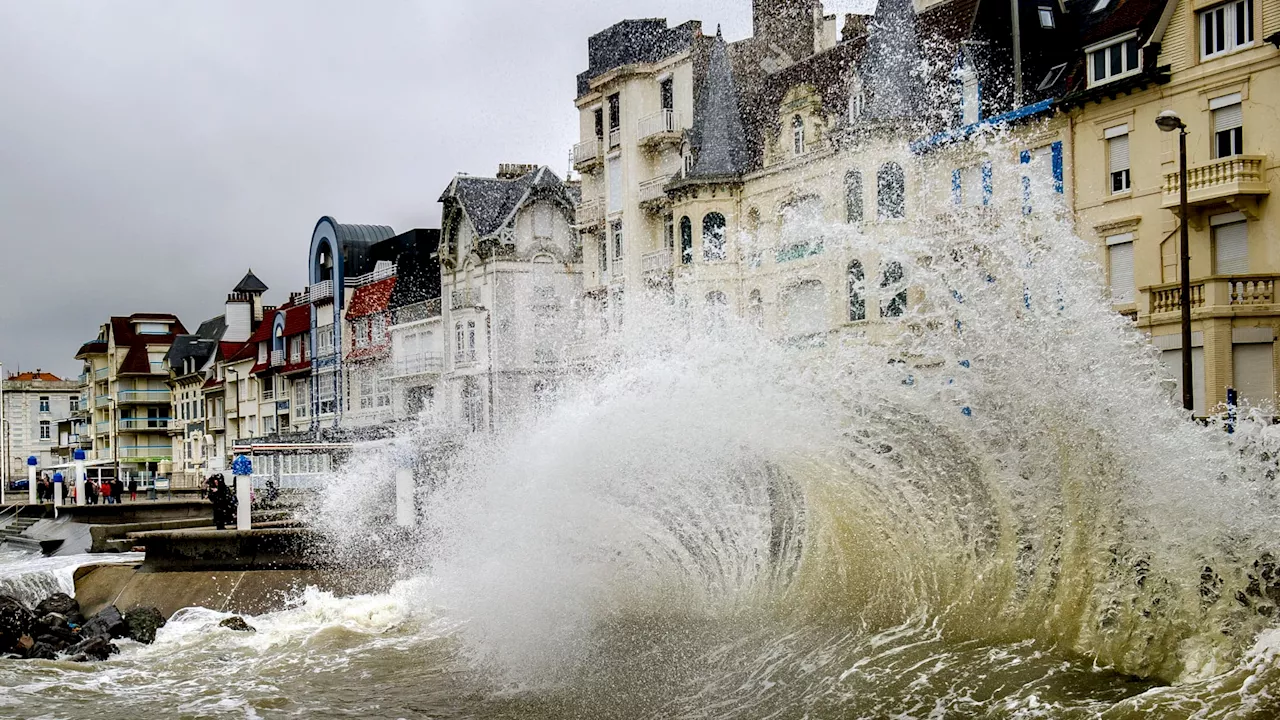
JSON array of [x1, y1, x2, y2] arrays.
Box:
[[638, 175, 671, 206], [344, 264, 396, 288], [638, 109, 683, 142], [577, 198, 604, 227], [451, 288, 481, 310], [642, 250, 674, 274], [573, 139, 603, 168], [391, 298, 442, 326], [305, 280, 334, 304], [95, 395, 111, 408], [117, 447, 174, 460], [118, 389, 171, 404], [389, 353, 444, 378], [1162, 155, 1268, 206], [118, 418, 173, 431], [454, 348, 477, 366], [207, 417, 226, 431], [95, 421, 110, 434], [94, 368, 109, 380], [608, 127, 621, 149]]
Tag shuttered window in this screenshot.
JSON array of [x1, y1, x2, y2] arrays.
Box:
[[1212, 213, 1249, 274], [1108, 133, 1131, 193], [1213, 102, 1243, 158], [1161, 348, 1206, 416], [1233, 342, 1274, 408], [1107, 234, 1135, 304], [606, 156, 623, 214]]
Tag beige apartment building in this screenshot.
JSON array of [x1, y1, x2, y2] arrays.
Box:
[[1069, 0, 1280, 414]]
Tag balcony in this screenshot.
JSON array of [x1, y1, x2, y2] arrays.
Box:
[[637, 110, 684, 149], [118, 389, 172, 404], [271, 350, 285, 367], [391, 298, 442, 326], [388, 353, 444, 379], [305, 280, 334, 304], [639, 175, 672, 211], [454, 349, 478, 367], [95, 395, 111, 408], [1162, 155, 1269, 212], [208, 416, 226, 431], [94, 368, 109, 380], [95, 421, 110, 435], [608, 127, 621, 150], [344, 264, 396, 289], [451, 288, 481, 310], [642, 249, 674, 275], [573, 139, 603, 172], [118, 446, 173, 460], [1144, 274, 1280, 321], [577, 198, 604, 229], [118, 418, 173, 432]]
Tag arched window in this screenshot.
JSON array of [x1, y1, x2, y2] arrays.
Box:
[[848, 259, 866, 321], [680, 216, 693, 265], [877, 163, 906, 219], [792, 114, 805, 156], [844, 169, 865, 222], [747, 289, 763, 329], [702, 212, 727, 261], [783, 280, 826, 339], [880, 261, 907, 318]]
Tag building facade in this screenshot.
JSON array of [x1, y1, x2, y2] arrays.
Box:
[[1065, 0, 1280, 414], [2, 371, 80, 479]]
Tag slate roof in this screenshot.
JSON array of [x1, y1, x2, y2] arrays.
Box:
[[165, 335, 219, 377], [195, 315, 228, 341], [688, 30, 749, 179], [233, 269, 269, 294], [1057, 0, 1174, 105], [577, 19, 701, 97], [75, 341, 107, 358], [440, 167, 573, 239]]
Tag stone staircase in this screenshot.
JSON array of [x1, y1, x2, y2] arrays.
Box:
[[0, 514, 43, 543]]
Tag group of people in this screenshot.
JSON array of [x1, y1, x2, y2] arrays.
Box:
[[81, 477, 137, 504], [29, 475, 140, 504]]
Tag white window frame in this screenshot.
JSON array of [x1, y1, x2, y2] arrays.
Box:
[[39, 421, 51, 441], [1106, 125, 1131, 195], [1038, 6, 1055, 28], [1200, 0, 1254, 60], [39, 396, 50, 413], [1086, 34, 1141, 87], [1107, 233, 1136, 305]]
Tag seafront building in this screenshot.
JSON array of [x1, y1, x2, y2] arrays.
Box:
[[32, 0, 1278, 489], [1, 371, 80, 481], [73, 314, 187, 484], [1065, 0, 1280, 414]]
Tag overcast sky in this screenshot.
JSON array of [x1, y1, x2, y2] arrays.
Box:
[[0, 0, 869, 378]]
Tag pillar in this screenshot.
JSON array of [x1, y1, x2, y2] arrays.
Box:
[[27, 458, 37, 505], [52, 472, 63, 516], [395, 468, 415, 528], [73, 449, 87, 507]]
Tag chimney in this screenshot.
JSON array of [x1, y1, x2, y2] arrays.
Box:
[[842, 13, 869, 43], [753, 0, 817, 62], [497, 163, 539, 179]]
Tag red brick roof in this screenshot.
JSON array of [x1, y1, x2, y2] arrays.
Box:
[[346, 277, 396, 320], [6, 371, 64, 382], [282, 304, 311, 337]]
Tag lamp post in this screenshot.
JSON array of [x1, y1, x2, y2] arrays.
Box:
[[1156, 109, 1194, 413]]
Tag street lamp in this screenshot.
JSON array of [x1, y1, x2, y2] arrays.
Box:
[[1156, 109, 1194, 413]]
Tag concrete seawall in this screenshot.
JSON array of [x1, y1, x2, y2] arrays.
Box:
[[75, 563, 394, 618]]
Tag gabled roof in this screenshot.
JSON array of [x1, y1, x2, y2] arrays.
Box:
[[233, 269, 269, 294], [688, 30, 749, 179], [440, 166, 572, 239], [346, 277, 397, 320], [281, 304, 311, 337]]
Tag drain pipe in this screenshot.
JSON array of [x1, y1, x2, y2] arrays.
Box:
[[1011, 0, 1024, 108]]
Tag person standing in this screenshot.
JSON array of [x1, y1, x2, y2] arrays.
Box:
[[128, 478, 138, 502]]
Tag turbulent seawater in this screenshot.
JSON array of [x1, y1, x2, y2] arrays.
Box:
[[5, 147, 1280, 718]]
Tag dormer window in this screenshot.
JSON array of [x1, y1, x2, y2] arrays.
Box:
[[1201, 0, 1253, 59], [136, 322, 170, 335], [1037, 63, 1068, 91], [1087, 35, 1140, 86], [957, 56, 980, 125], [1038, 7, 1055, 28]]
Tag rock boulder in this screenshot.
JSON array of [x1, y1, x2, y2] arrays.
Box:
[[80, 605, 128, 640], [218, 616, 256, 633], [124, 607, 167, 644], [0, 596, 36, 654], [65, 635, 117, 662]]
